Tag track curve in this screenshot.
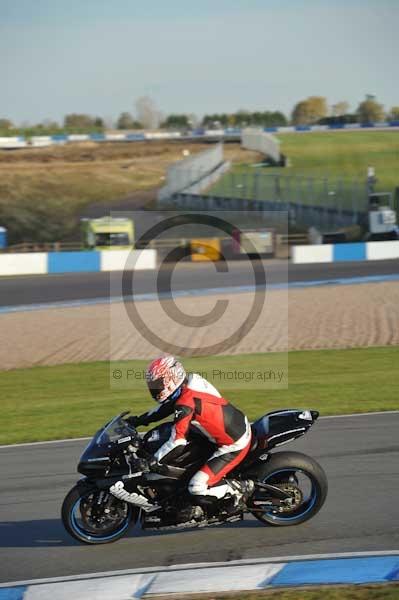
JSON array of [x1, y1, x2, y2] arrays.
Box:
[[1, 412, 398, 583]]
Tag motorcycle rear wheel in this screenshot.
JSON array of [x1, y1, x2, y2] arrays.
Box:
[[62, 483, 138, 544], [250, 451, 328, 526]]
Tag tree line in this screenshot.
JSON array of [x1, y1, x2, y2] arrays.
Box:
[[1, 95, 399, 136]]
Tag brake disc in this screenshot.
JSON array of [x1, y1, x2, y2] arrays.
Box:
[[273, 483, 303, 513], [80, 493, 128, 531]]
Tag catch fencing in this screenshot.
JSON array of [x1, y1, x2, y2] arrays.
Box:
[[158, 143, 229, 203], [167, 171, 369, 230]]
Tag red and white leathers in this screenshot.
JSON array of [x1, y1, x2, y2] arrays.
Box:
[[136, 373, 252, 500]]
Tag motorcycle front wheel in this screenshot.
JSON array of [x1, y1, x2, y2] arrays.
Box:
[[62, 483, 138, 544]]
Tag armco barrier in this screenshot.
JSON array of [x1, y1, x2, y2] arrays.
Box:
[[100, 249, 156, 271], [291, 244, 333, 264], [367, 240, 399, 260], [0, 136, 27, 149], [1, 553, 398, 598], [48, 251, 101, 274], [333, 242, 366, 262], [0, 250, 156, 277], [292, 240, 399, 264], [0, 253, 47, 276], [2, 121, 399, 150]]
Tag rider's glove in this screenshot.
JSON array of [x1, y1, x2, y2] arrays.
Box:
[[128, 456, 150, 473], [126, 415, 141, 428]]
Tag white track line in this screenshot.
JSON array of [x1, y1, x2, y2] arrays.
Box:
[[1, 410, 398, 450], [1, 550, 399, 588]]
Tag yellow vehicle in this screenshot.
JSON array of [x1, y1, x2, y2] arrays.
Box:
[[81, 217, 134, 250]]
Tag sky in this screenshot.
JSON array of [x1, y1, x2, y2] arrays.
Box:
[[1, 0, 399, 125]]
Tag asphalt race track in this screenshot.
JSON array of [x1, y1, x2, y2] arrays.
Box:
[[0, 259, 399, 308], [1, 412, 398, 584]]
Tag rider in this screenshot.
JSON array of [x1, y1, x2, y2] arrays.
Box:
[[127, 355, 254, 509]]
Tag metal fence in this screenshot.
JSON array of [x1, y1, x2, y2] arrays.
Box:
[[158, 143, 226, 203], [165, 171, 370, 231], [202, 171, 369, 230], [209, 172, 368, 210]]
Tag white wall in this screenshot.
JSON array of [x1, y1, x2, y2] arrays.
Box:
[[67, 134, 90, 142], [31, 136, 53, 147], [366, 241, 399, 260], [158, 143, 224, 202], [0, 253, 47, 275], [241, 128, 280, 163], [0, 137, 27, 149], [100, 249, 157, 272], [291, 245, 333, 264]]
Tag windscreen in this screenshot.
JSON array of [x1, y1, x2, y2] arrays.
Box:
[[96, 415, 134, 446], [95, 232, 130, 246]]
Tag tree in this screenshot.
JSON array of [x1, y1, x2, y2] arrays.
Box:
[[291, 96, 328, 125], [389, 106, 399, 120], [41, 119, 60, 130], [356, 96, 385, 123], [331, 101, 350, 117], [135, 96, 161, 129], [64, 114, 94, 129], [0, 118, 13, 130], [262, 111, 287, 127], [93, 117, 104, 128], [117, 112, 135, 129], [234, 110, 252, 127], [291, 101, 308, 125], [161, 114, 190, 129]]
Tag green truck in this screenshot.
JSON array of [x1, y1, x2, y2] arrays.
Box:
[[81, 217, 135, 250]]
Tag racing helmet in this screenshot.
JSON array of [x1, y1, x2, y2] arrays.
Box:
[[146, 355, 186, 404]]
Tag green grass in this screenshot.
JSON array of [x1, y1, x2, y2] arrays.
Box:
[[210, 131, 399, 208], [274, 131, 399, 190], [184, 584, 399, 600], [1, 346, 398, 445]]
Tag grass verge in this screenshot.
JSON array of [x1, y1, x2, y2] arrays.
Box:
[[166, 584, 399, 600], [212, 131, 399, 207], [273, 131, 399, 192], [1, 346, 398, 445]]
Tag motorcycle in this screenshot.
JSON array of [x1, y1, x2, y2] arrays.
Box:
[[62, 409, 328, 544]]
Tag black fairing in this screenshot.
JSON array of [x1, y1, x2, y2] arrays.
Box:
[[143, 422, 215, 473], [78, 425, 135, 478], [251, 409, 319, 451]]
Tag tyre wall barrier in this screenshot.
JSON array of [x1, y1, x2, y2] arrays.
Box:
[[0, 250, 157, 276], [291, 240, 399, 263]]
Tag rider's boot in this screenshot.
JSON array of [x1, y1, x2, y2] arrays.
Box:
[[220, 479, 255, 514]]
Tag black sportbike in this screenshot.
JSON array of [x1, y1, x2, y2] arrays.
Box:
[[62, 409, 328, 544]]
